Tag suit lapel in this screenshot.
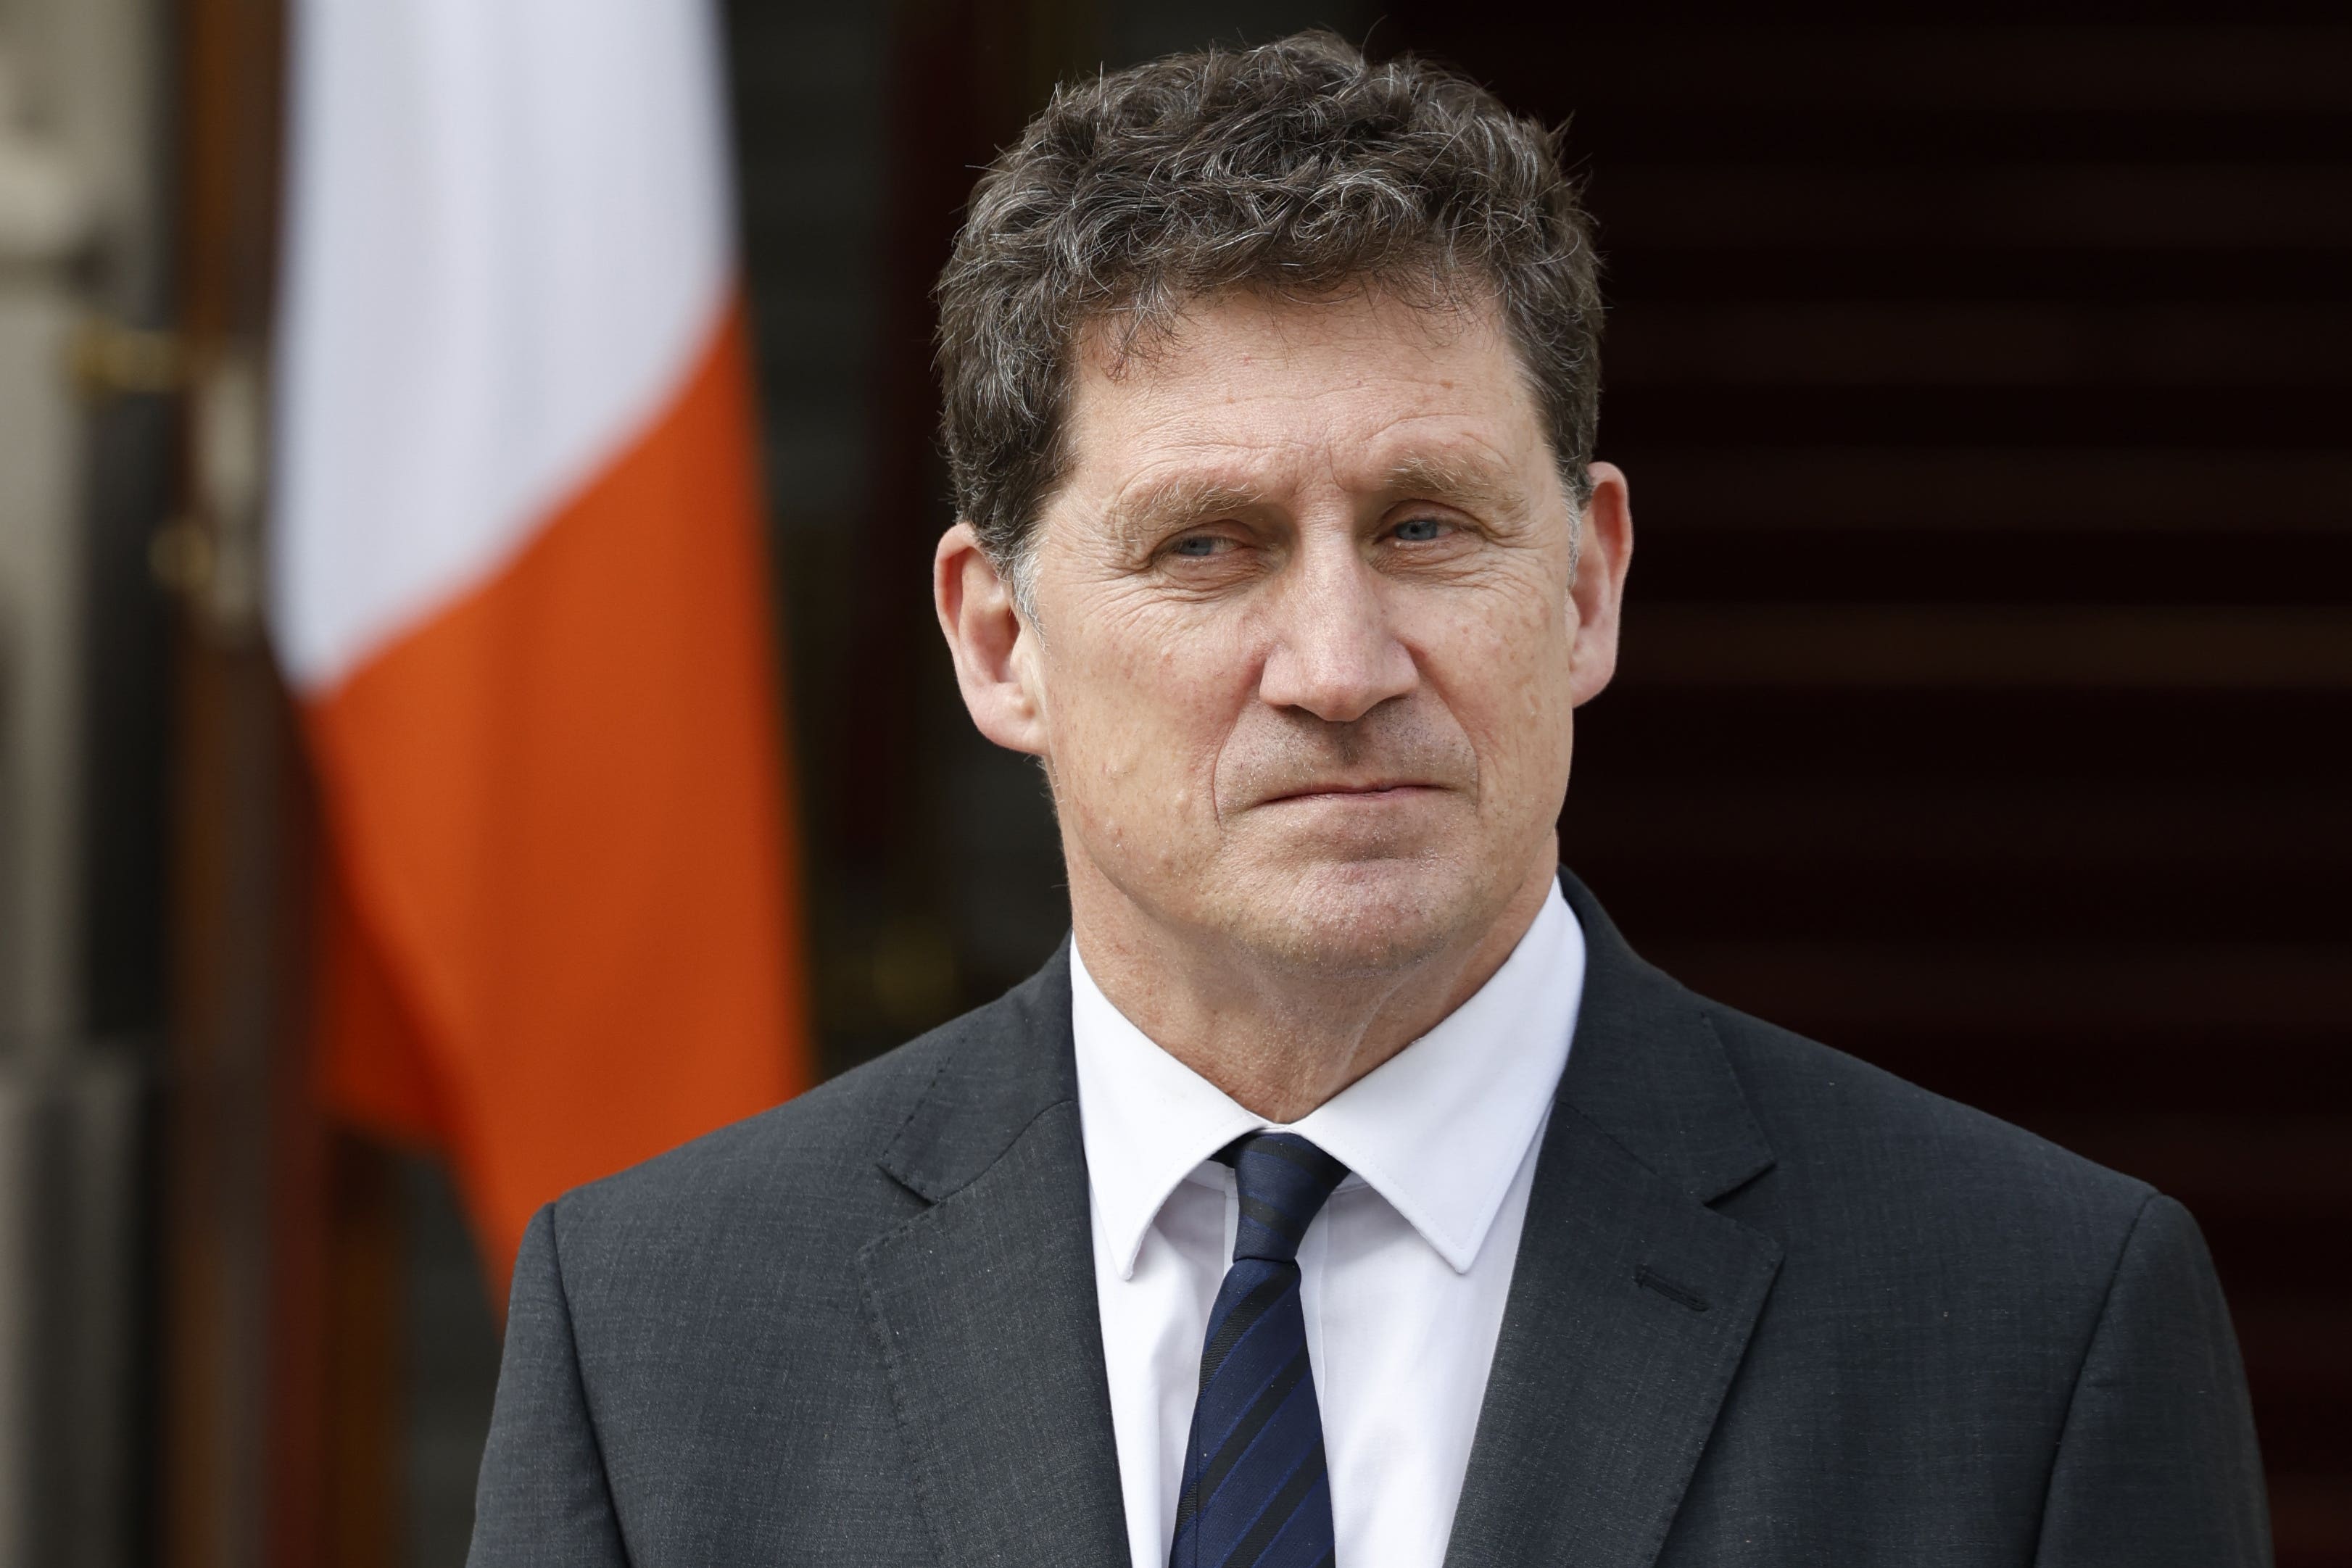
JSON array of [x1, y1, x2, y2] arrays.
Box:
[[855, 880, 1778, 1568], [1443, 874, 1784, 1568], [856, 946, 1130, 1568]]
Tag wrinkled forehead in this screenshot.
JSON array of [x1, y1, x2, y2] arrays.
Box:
[[1053, 286, 1557, 520]]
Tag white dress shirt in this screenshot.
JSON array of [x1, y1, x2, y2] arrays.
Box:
[[1072, 882, 1586, 1568]]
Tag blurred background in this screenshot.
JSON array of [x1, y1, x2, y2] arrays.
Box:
[[0, 0, 2345, 1564]]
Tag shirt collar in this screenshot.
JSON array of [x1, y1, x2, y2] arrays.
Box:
[[1072, 881, 1585, 1280]]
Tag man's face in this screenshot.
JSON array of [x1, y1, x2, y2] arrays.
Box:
[[951, 287, 1627, 976]]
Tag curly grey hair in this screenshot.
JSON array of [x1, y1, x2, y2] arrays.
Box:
[[934, 30, 1604, 601]]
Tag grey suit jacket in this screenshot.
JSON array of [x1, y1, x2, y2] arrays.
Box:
[[468, 872, 2270, 1567]]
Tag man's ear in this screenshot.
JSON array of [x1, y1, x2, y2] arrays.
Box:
[[1568, 460, 1633, 707], [933, 520, 1048, 756]]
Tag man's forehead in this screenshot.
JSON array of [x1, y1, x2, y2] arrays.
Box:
[[1072, 283, 1512, 395], [1057, 292, 1549, 519]]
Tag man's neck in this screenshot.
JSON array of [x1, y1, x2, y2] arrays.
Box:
[[1067, 850, 1559, 1124]]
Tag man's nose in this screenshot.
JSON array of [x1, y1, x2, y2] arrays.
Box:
[[1256, 549, 1418, 723]]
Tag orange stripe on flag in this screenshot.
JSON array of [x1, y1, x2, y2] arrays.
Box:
[[307, 294, 809, 1293]]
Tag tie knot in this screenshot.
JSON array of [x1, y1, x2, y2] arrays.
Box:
[[1223, 1132, 1349, 1263]]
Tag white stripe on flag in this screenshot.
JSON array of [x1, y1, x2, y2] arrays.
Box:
[[272, 0, 737, 692]]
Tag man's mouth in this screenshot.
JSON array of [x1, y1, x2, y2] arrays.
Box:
[[1257, 780, 1442, 805]]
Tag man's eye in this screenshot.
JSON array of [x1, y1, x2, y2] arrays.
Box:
[[1392, 516, 1448, 543], [1169, 535, 1224, 558]]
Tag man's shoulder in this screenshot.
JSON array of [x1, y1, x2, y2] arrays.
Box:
[[544, 955, 1067, 1274], [554, 1028, 936, 1234], [1694, 983, 2158, 1264], [1560, 872, 2153, 1247]]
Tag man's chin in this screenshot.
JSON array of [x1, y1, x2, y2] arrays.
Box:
[[1220, 855, 1481, 976]]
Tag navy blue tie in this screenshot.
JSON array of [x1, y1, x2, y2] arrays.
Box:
[[1169, 1132, 1349, 1568]]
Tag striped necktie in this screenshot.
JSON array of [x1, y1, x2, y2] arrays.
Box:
[[1169, 1131, 1349, 1568]]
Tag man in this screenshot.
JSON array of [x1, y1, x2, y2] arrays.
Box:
[[470, 33, 2268, 1568]]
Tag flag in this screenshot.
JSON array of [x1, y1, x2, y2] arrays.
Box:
[[272, 0, 809, 1290]]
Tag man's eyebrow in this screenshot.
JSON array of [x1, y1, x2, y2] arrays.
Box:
[[1100, 476, 1268, 549], [1098, 453, 1527, 547], [1380, 452, 1528, 515]]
